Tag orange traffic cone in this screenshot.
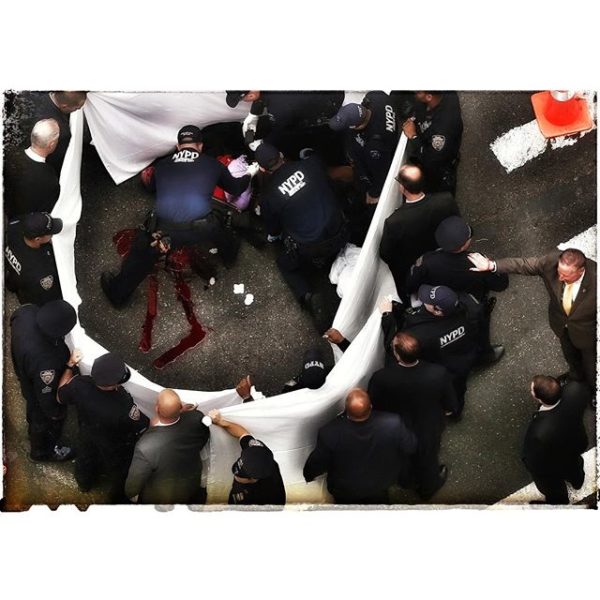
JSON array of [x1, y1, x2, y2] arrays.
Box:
[[531, 90, 593, 138]]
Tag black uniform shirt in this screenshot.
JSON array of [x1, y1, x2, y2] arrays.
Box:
[[10, 304, 70, 419], [261, 156, 338, 244], [228, 436, 286, 505], [410, 92, 463, 170], [58, 375, 149, 442], [3, 149, 61, 219], [406, 248, 509, 300], [4, 220, 62, 306], [154, 150, 251, 223], [401, 301, 480, 377], [345, 92, 399, 197]]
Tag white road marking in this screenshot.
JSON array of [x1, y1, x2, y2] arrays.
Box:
[[557, 225, 597, 261], [491, 448, 596, 506], [490, 91, 596, 173]]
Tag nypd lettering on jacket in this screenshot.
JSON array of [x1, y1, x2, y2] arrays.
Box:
[[278, 170, 306, 197], [384, 104, 396, 133], [5, 245, 22, 274], [440, 326, 466, 348], [173, 149, 200, 163]]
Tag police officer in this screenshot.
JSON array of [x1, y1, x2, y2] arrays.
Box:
[[58, 352, 149, 501], [402, 91, 463, 194], [207, 409, 286, 505], [328, 91, 399, 205], [254, 142, 347, 324], [406, 216, 508, 363], [398, 285, 484, 416], [4, 212, 63, 306], [226, 90, 345, 162], [101, 125, 260, 308], [10, 299, 78, 461]]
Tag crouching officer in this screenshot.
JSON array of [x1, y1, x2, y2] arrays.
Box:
[[101, 125, 260, 308], [399, 285, 484, 417], [10, 299, 78, 461], [4, 212, 63, 306], [255, 142, 348, 328], [58, 352, 149, 502]]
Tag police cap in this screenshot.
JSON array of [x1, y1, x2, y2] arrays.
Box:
[[177, 125, 203, 145], [225, 91, 250, 108], [328, 103, 365, 131], [418, 284, 458, 315], [298, 348, 327, 390], [232, 442, 276, 480], [435, 216, 472, 252], [36, 299, 77, 338], [254, 142, 281, 170], [23, 212, 63, 239], [91, 352, 131, 386]]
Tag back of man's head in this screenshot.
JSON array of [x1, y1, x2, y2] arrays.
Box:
[[532, 375, 561, 406], [53, 91, 87, 113], [345, 388, 372, 422], [393, 332, 421, 363], [31, 119, 60, 152], [559, 248, 586, 271], [157, 389, 183, 422], [397, 164, 424, 194]]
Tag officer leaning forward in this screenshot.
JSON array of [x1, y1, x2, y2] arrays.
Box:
[[58, 352, 149, 502], [4, 212, 63, 306], [10, 299, 78, 461], [254, 142, 348, 331], [403, 91, 463, 194], [100, 125, 259, 308]]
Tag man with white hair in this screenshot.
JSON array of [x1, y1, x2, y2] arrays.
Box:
[[4, 118, 61, 219]]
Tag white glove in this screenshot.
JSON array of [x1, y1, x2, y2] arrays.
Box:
[[242, 113, 259, 137], [246, 161, 260, 177], [248, 139, 263, 152]]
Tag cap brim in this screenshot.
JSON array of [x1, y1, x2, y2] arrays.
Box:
[[226, 93, 243, 108], [417, 285, 434, 305]]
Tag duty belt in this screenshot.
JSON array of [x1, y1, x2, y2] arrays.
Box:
[[156, 214, 211, 231]]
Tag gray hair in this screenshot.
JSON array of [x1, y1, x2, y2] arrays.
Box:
[[31, 119, 60, 149]]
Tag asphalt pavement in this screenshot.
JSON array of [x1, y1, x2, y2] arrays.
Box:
[[1, 91, 596, 508]]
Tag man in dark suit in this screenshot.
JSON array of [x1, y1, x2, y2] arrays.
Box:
[[303, 388, 417, 504], [468, 248, 596, 394], [125, 388, 210, 504], [522, 375, 589, 504], [379, 164, 459, 300]]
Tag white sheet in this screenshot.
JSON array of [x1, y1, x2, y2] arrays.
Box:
[[54, 98, 407, 503]]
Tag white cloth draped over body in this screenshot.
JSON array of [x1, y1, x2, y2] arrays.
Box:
[[53, 92, 406, 504]]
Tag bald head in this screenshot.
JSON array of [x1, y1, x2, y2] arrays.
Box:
[[156, 389, 183, 422], [31, 119, 60, 154], [345, 388, 372, 422], [396, 164, 424, 194]]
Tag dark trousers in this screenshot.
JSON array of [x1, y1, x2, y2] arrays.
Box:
[[413, 445, 444, 499], [530, 455, 585, 504], [560, 329, 596, 392], [105, 215, 240, 306], [75, 430, 135, 502]]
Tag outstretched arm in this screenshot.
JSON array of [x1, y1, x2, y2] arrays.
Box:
[[208, 409, 250, 439]]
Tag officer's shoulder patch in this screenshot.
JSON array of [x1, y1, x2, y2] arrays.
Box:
[[431, 135, 446, 151], [248, 438, 264, 448], [129, 405, 141, 421], [40, 370, 55, 385], [40, 275, 54, 290]]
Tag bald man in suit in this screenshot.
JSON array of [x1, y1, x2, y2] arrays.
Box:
[[468, 248, 596, 396]]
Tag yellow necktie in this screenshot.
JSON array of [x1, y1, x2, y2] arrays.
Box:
[[562, 283, 574, 315]]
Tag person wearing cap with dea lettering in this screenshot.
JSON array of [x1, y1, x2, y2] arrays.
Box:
[[58, 352, 149, 501], [207, 409, 286, 505], [101, 125, 260, 308], [4, 212, 63, 306], [406, 215, 508, 364], [10, 299, 79, 462], [254, 142, 348, 330]]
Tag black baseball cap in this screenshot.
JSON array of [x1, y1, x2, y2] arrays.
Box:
[[328, 103, 365, 131], [226, 91, 250, 108], [23, 212, 63, 239], [435, 216, 472, 252], [418, 284, 458, 315], [298, 348, 327, 390], [232, 443, 276, 480], [91, 352, 131, 386], [254, 142, 281, 170], [36, 299, 77, 338], [177, 125, 203, 144]]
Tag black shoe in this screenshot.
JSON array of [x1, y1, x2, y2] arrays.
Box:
[[477, 345, 505, 366], [568, 471, 585, 490], [418, 465, 448, 500], [486, 296, 497, 315], [100, 271, 127, 309]]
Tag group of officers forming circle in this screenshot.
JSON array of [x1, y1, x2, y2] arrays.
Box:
[[4, 90, 595, 505]]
